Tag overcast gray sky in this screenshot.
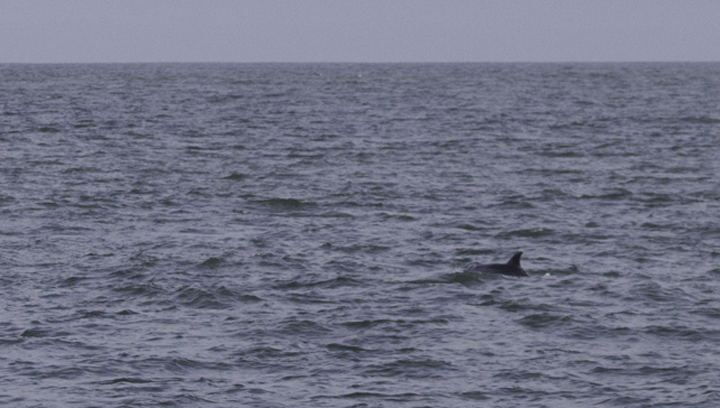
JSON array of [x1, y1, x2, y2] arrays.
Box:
[[2, 0, 719, 63]]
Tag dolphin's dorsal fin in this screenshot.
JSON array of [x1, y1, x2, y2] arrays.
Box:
[[507, 252, 523, 266]]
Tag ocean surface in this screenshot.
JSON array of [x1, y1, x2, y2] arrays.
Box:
[[1, 62, 720, 407]]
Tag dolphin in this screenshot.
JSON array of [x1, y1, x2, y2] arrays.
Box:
[[465, 251, 528, 277]]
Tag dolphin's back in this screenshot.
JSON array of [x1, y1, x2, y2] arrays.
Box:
[[466, 251, 528, 277]]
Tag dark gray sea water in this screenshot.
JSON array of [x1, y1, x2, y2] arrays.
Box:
[[2, 63, 720, 407]]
